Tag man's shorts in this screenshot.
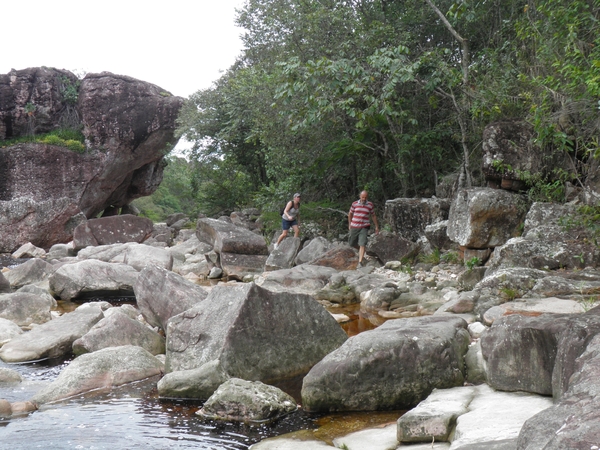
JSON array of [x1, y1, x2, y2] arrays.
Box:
[[282, 219, 298, 230], [348, 227, 368, 248]]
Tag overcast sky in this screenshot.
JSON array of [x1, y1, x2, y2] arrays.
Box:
[[1, 0, 246, 98]]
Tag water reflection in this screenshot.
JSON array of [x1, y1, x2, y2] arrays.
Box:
[[0, 359, 320, 449], [335, 304, 386, 337]]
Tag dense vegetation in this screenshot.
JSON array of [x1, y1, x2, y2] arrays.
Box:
[[151, 0, 600, 228]]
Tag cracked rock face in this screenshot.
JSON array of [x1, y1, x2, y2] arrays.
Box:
[[0, 67, 183, 252]]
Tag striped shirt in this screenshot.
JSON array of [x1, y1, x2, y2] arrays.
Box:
[[349, 200, 374, 228]]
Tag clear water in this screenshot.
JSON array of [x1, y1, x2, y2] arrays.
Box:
[[0, 359, 319, 449]]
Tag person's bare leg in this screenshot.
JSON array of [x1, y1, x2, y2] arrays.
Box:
[[293, 225, 299, 238], [359, 246, 365, 263], [276, 230, 288, 247]]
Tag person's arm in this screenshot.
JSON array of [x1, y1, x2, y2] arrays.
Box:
[[371, 205, 379, 234], [348, 209, 353, 229], [372, 213, 380, 234]]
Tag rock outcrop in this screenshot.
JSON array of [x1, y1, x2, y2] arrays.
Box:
[[0, 67, 183, 252]]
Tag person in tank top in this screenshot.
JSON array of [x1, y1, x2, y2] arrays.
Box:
[[274, 193, 301, 249]]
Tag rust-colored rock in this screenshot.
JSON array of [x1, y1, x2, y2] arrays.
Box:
[[308, 246, 359, 271]]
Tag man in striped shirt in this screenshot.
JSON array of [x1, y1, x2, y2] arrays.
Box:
[[348, 190, 379, 267]]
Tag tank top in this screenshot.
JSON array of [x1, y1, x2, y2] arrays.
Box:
[[282, 202, 299, 220]]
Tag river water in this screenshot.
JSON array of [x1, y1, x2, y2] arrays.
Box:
[[0, 285, 396, 449]]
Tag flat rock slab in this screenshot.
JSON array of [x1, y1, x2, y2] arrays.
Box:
[[483, 297, 584, 325], [0, 305, 104, 362], [73, 215, 154, 250], [250, 433, 452, 450], [250, 436, 335, 449], [398, 386, 476, 442], [333, 423, 399, 450], [255, 264, 338, 296], [449, 384, 552, 449]]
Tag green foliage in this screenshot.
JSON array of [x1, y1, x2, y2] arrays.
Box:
[[559, 205, 600, 245], [579, 295, 598, 312], [441, 251, 461, 265], [419, 248, 441, 265], [172, 0, 600, 217], [59, 76, 80, 105], [24, 103, 36, 115], [134, 156, 201, 222], [465, 256, 481, 271], [0, 128, 86, 153], [499, 286, 519, 301]]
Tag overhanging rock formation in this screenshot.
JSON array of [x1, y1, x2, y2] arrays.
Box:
[[0, 67, 183, 252]]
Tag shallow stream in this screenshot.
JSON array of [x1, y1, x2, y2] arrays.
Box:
[[0, 269, 400, 449]]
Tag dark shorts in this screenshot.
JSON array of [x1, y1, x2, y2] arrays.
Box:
[[348, 227, 368, 247], [282, 219, 298, 231]]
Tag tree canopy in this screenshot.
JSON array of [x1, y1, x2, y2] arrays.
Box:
[[172, 0, 600, 220]]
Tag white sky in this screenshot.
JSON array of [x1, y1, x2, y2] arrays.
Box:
[[0, 0, 246, 98]]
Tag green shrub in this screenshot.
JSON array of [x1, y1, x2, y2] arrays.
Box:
[[465, 256, 481, 270]]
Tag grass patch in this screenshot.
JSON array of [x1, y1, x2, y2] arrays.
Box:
[[1, 128, 86, 153]]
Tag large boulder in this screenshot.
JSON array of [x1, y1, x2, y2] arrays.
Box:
[[133, 264, 208, 331], [397, 386, 475, 443], [0, 317, 23, 343], [517, 333, 600, 448], [0, 304, 105, 363], [122, 243, 173, 271], [481, 120, 570, 189], [197, 378, 297, 423], [75, 243, 133, 263], [72, 309, 166, 356], [196, 218, 268, 255], [157, 360, 231, 400], [72, 215, 154, 251], [294, 237, 333, 266], [196, 218, 269, 279], [447, 188, 530, 249], [0, 292, 53, 327], [265, 237, 301, 271], [308, 245, 359, 271], [301, 316, 470, 412], [165, 283, 348, 384], [3, 258, 55, 290], [0, 68, 183, 252], [481, 313, 571, 395], [383, 198, 451, 242], [424, 220, 454, 251], [485, 202, 600, 273], [30, 345, 164, 405], [219, 252, 269, 280], [552, 306, 600, 400], [366, 231, 420, 264], [48, 259, 139, 300]]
